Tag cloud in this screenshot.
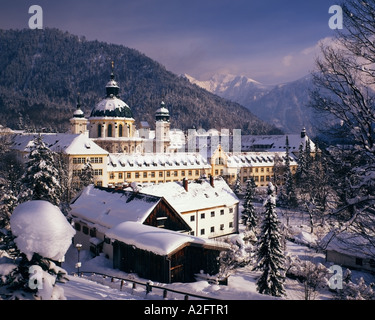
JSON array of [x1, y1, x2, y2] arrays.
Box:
[[282, 55, 293, 67]]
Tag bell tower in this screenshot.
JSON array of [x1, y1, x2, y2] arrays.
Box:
[[70, 95, 88, 136], [155, 101, 170, 153]]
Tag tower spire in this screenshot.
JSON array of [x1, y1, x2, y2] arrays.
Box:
[[111, 61, 115, 79], [106, 61, 120, 97]]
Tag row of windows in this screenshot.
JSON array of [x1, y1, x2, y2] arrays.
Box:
[[74, 223, 111, 244], [73, 169, 103, 176], [243, 175, 272, 183], [243, 167, 273, 174], [98, 124, 129, 138], [191, 222, 234, 236], [189, 208, 233, 222], [109, 170, 202, 180], [73, 157, 103, 164]]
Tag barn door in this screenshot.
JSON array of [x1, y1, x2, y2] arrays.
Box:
[[170, 249, 185, 283], [170, 264, 184, 283]]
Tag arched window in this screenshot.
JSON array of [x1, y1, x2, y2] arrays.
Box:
[[98, 124, 102, 138], [107, 124, 113, 137], [119, 124, 123, 137]]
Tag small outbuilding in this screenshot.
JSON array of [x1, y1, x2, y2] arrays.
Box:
[[70, 185, 191, 260], [107, 222, 227, 283], [69, 185, 229, 283], [321, 231, 375, 273]]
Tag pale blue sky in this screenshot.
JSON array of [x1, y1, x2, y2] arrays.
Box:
[[0, 0, 340, 84]]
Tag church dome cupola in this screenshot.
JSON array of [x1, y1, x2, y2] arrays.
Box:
[[90, 62, 133, 119], [73, 94, 85, 118], [155, 101, 170, 122], [106, 70, 120, 98]]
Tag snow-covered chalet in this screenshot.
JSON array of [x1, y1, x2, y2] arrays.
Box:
[[70, 184, 229, 283]]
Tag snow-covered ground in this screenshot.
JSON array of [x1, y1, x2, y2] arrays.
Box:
[[60, 241, 329, 301], [2, 199, 374, 300]]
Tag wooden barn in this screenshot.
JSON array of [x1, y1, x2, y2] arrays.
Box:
[[70, 185, 191, 260], [107, 222, 228, 283], [70, 185, 229, 283]]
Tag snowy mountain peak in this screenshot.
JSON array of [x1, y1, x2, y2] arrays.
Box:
[[183, 73, 274, 108], [183, 73, 266, 94]]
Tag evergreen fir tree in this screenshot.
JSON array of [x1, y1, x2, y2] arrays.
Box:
[[20, 135, 62, 206], [295, 142, 306, 187], [282, 136, 298, 208], [305, 139, 312, 171], [241, 177, 257, 232], [233, 172, 242, 196], [255, 182, 286, 297], [79, 161, 94, 188]]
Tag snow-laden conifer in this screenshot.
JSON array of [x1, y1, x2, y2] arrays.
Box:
[[255, 182, 286, 297], [241, 177, 257, 233], [20, 135, 62, 206]]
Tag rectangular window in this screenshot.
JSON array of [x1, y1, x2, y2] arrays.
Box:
[[73, 157, 86, 164], [201, 213, 205, 219], [93, 169, 103, 176], [210, 226, 215, 233], [200, 229, 205, 235], [220, 209, 224, 215], [211, 211, 215, 217], [157, 217, 168, 228], [190, 215, 195, 222], [220, 224, 224, 231], [82, 226, 89, 235], [118, 173, 123, 179], [90, 157, 103, 164], [89, 228, 96, 237]]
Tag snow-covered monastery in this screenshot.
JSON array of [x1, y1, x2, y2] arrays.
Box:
[[7, 67, 316, 191]]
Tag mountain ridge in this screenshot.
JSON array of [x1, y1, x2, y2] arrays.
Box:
[[0, 28, 281, 135], [184, 73, 319, 135]]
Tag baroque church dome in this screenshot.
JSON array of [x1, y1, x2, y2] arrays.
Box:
[[90, 71, 133, 119]]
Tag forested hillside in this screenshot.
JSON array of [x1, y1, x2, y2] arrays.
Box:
[[0, 28, 281, 134]]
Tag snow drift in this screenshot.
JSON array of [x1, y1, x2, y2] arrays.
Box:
[[10, 200, 76, 261]]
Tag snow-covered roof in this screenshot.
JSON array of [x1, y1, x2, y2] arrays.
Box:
[[70, 185, 162, 230], [321, 231, 375, 259], [241, 134, 316, 153], [225, 151, 297, 168], [138, 177, 239, 213], [106, 221, 227, 256], [89, 97, 133, 119], [11, 133, 108, 156], [107, 152, 211, 172]]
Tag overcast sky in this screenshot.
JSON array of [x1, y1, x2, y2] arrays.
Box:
[[0, 0, 339, 84]]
